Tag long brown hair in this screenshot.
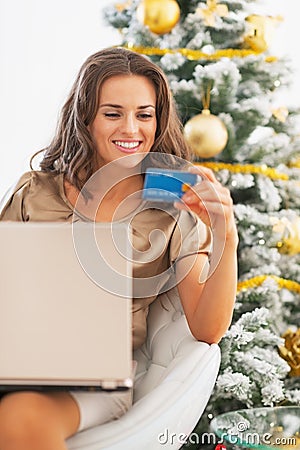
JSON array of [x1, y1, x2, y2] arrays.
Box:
[[31, 46, 190, 193]]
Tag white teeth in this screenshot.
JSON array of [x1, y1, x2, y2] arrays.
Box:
[[114, 141, 139, 149]]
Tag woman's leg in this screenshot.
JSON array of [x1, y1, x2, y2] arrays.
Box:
[[0, 391, 80, 450]]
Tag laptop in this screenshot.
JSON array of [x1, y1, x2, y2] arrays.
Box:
[[0, 221, 133, 392]]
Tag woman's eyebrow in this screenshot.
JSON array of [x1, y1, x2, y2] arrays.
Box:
[[99, 103, 155, 109], [99, 103, 122, 108], [138, 105, 156, 109]]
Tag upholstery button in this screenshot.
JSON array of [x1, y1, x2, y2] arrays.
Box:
[[172, 311, 182, 321]]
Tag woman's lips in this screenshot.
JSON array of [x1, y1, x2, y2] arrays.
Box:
[[113, 140, 141, 153]]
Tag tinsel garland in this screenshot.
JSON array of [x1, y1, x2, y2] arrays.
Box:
[[194, 162, 289, 181], [237, 275, 300, 294], [122, 43, 278, 62]]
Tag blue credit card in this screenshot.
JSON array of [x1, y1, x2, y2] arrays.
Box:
[[142, 168, 200, 202]]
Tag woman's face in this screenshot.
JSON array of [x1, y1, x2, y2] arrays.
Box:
[[89, 74, 157, 168]]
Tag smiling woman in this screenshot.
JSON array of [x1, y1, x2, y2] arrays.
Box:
[[0, 46, 238, 450], [33, 47, 190, 197]]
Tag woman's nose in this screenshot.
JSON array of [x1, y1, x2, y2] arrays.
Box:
[[120, 114, 138, 135]]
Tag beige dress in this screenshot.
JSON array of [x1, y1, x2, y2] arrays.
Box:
[[0, 169, 212, 432], [0, 170, 212, 350]]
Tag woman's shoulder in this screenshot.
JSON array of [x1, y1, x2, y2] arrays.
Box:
[[0, 170, 65, 220], [0, 171, 33, 210], [3, 170, 62, 199], [8, 170, 33, 191]]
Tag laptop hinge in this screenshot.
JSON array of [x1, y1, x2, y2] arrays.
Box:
[[101, 378, 133, 390]]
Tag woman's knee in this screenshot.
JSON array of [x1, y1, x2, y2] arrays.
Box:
[[0, 391, 79, 445], [0, 392, 56, 443], [0, 392, 42, 444]]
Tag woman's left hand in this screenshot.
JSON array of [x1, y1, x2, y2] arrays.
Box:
[[175, 165, 238, 244]]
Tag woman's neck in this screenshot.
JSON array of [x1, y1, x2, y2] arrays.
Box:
[[64, 169, 144, 222]]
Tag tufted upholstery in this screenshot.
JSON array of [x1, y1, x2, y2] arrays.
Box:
[[67, 287, 221, 450]]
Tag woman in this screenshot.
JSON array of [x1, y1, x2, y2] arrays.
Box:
[[0, 46, 238, 450]]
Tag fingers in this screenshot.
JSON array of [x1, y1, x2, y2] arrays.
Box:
[[174, 166, 236, 237], [182, 179, 232, 207], [188, 164, 218, 183]]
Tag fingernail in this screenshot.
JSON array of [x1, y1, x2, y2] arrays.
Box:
[[183, 191, 193, 198]]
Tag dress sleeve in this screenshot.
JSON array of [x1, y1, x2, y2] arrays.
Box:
[[169, 210, 212, 265], [0, 172, 33, 221]]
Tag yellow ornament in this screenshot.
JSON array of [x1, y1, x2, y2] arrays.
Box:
[[288, 156, 300, 169], [183, 109, 228, 158], [271, 216, 300, 255], [196, 0, 228, 27], [115, 0, 132, 12], [279, 328, 300, 377], [136, 0, 180, 35], [243, 14, 283, 53], [272, 106, 289, 123]]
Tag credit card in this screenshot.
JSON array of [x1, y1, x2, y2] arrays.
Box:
[[142, 168, 200, 202]]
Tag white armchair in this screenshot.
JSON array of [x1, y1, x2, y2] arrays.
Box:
[[67, 287, 221, 450]]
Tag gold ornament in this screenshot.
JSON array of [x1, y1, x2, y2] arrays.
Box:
[[196, 0, 228, 27], [279, 328, 300, 377], [184, 109, 228, 158], [136, 0, 180, 35], [184, 85, 228, 158], [243, 14, 283, 53], [271, 216, 300, 255], [115, 0, 132, 12], [289, 156, 300, 169], [272, 106, 289, 123]]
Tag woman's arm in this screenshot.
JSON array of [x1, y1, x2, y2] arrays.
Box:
[[174, 166, 238, 344]]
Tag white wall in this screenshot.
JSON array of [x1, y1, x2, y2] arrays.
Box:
[[0, 0, 299, 198], [250, 0, 300, 107], [0, 0, 121, 197]]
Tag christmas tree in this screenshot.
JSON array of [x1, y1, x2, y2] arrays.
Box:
[[103, 0, 300, 445]]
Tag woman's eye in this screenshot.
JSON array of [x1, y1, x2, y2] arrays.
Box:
[[104, 112, 120, 118], [138, 113, 153, 119]]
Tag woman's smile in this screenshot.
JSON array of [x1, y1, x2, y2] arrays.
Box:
[[112, 139, 142, 153]]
